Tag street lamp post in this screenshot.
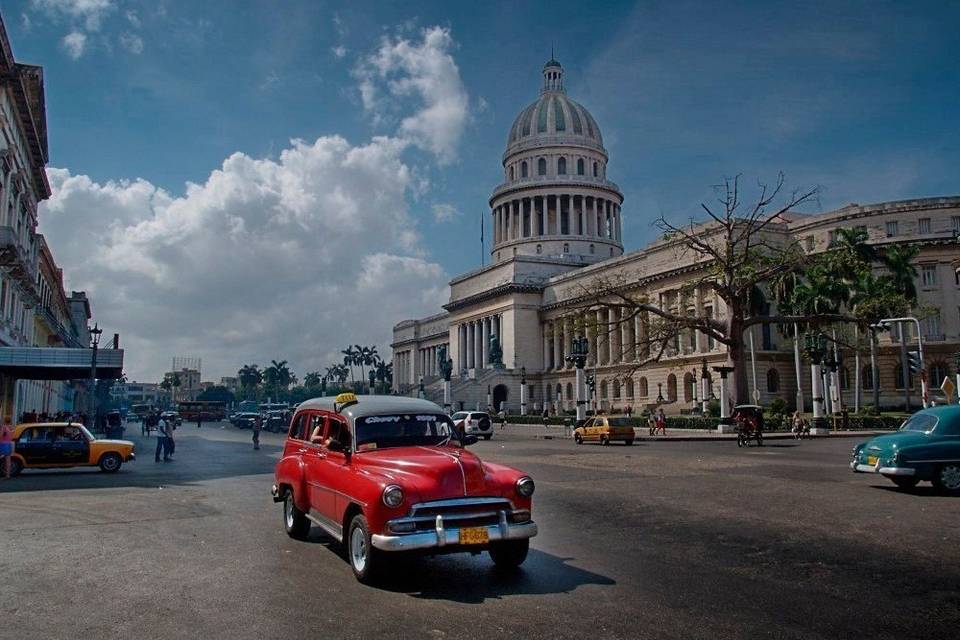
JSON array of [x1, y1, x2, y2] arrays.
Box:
[[320, 376, 327, 396], [486, 384, 492, 412], [691, 368, 698, 409], [803, 331, 829, 433], [565, 336, 589, 421], [87, 324, 103, 430], [368, 370, 376, 395], [519, 366, 527, 416], [700, 358, 710, 414], [439, 352, 453, 413], [713, 366, 735, 433]]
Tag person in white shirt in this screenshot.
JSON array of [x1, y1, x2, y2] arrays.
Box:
[[155, 416, 171, 462]]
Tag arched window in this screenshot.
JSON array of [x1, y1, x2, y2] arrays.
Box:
[[512, 248, 517, 256], [683, 373, 694, 402], [593, 162, 598, 177], [509, 166, 514, 180], [895, 365, 914, 390], [625, 378, 634, 399], [538, 158, 547, 175], [600, 380, 608, 399], [566, 382, 573, 400], [639, 377, 648, 397], [563, 243, 569, 253], [556, 383, 563, 399], [613, 379, 621, 399], [862, 366, 874, 390], [577, 158, 585, 175], [589, 244, 595, 254], [558, 157, 567, 174], [929, 361, 948, 386], [545, 385, 552, 401], [610, 247, 614, 256], [667, 374, 677, 402], [767, 369, 780, 393], [840, 367, 850, 390], [536, 244, 542, 254], [521, 161, 528, 178]]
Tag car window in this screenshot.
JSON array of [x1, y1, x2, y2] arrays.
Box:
[[471, 413, 487, 419], [289, 414, 307, 440], [354, 413, 458, 450], [593, 418, 604, 428], [307, 414, 327, 444], [900, 413, 939, 433], [57, 426, 86, 441], [608, 418, 633, 427], [451, 413, 466, 420], [18, 427, 52, 443], [326, 417, 349, 451]]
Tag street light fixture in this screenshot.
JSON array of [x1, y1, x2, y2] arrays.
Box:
[[87, 324, 103, 430], [565, 335, 589, 420], [657, 382, 664, 404], [878, 316, 928, 408]]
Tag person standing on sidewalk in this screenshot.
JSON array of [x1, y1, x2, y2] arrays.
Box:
[[252, 416, 262, 450], [1, 420, 14, 478], [655, 408, 667, 436], [498, 408, 506, 430], [196, 413, 202, 429]]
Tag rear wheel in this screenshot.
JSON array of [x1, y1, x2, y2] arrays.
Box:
[[737, 432, 745, 448], [891, 476, 919, 489], [489, 538, 529, 569], [483, 434, 492, 440], [99, 452, 122, 473], [600, 435, 610, 446], [574, 433, 583, 445], [932, 465, 960, 495], [283, 491, 311, 540], [348, 514, 383, 583], [624, 439, 634, 446], [8, 457, 23, 477]]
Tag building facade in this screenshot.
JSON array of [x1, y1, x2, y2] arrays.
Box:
[[392, 58, 960, 414]]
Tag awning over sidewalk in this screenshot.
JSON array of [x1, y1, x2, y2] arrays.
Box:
[[0, 347, 123, 380]]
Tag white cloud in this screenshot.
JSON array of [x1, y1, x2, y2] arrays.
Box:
[[61, 31, 87, 59], [356, 26, 469, 164], [431, 203, 459, 222], [119, 32, 144, 54], [31, 0, 114, 31], [39, 136, 450, 382], [125, 9, 140, 28], [332, 45, 348, 59]]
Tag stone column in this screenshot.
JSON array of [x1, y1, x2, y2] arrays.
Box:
[[467, 322, 475, 369], [563, 318, 572, 368], [597, 308, 608, 365], [593, 197, 600, 237], [543, 325, 551, 370], [482, 317, 491, 367], [587, 311, 597, 366], [553, 321, 562, 370], [609, 307, 620, 363], [475, 320, 484, 370]]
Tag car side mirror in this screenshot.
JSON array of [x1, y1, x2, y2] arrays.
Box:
[[462, 434, 478, 446], [327, 440, 343, 452]]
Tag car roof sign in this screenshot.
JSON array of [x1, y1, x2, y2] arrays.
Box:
[[335, 392, 359, 413]]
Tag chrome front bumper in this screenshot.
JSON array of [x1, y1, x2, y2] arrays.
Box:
[[371, 511, 538, 552], [851, 461, 916, 476]]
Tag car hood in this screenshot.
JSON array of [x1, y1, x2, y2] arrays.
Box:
[[863, 431, 929, 452], [356, 445, 491, 503], [93, 439, 134, 448]]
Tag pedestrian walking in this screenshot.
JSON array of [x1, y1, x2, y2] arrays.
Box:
[[252, 416, 262, 450], [155, 416, 171, 462], [498, 408, 506, 430], [196, 414, 202, 429], [655, 408, 667, 436], [541, 407, 549, 427], [1, 420, 14, 479]]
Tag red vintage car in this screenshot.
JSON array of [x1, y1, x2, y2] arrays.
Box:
[[271, 393, 538, 582]]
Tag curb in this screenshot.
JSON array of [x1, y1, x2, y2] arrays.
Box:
[[525, 430, 892, 442]]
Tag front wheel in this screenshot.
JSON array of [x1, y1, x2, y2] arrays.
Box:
[[489, 538, 529, 569], [283, 491, 311, 540], [737, 433, 745, 448], [932, 465, 960, 495], [891, 476, 919, 489], [99, 452, 122, 473], [483, 434, 492, 441], [348, 514, 383, 583], [600, 435, 610, 446]]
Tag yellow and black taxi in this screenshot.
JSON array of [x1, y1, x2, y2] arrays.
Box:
[[6, 422, 135, 476], [573, 415, 636, 445]]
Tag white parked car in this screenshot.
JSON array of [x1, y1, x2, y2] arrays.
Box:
[[451, 411, 493, 440]]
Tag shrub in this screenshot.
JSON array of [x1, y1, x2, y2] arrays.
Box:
[[707, 400, 720, 418], [769, 397, 787, 416]]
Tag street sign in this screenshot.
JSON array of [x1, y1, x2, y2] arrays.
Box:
[[941, 377, 956, 404]]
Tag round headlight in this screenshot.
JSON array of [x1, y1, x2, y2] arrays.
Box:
[[516, 476, 535, 498], [382, 485, 404, 508]]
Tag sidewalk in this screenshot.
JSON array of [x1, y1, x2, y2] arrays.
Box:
[[497, 422, 893, 442]]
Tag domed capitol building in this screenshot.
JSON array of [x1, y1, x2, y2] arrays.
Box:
[[391, 58, 960, 414]]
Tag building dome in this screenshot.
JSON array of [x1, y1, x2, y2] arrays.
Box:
[[506, 59, 604, 155]]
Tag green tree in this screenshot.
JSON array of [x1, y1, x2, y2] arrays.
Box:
[[237, 364, 262, 401], [303, 371, 322, 388], [197, 385, 236, 404], [879, 244, 920, 301]]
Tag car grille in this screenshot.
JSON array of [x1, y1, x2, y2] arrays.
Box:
[[391, 498, 514, 533]]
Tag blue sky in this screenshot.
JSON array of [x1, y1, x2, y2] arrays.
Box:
[[9, 0, 960, 381]]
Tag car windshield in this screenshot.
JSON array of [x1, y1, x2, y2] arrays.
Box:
[[899, 413, 939, 433], [354, 413, 459, 450]]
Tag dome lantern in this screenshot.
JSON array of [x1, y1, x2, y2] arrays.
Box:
[[542, 57, 564, 93]]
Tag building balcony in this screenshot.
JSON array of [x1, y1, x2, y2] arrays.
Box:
[[0, 226, 39, 302], [489, 175, 623, 201]]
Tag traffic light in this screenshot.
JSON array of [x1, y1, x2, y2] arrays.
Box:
[[907, 351, 922, 376]]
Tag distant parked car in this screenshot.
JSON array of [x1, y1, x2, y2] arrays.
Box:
[[231, 412, 260, 429], [851, 406, 960, 493], [573, 415, 635, 446], [451, 411, 493, 440], [161, 411, 182, 427]]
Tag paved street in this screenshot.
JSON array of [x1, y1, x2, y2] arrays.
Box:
[[2, 424, 958, 640]]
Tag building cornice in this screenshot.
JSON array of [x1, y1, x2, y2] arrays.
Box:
[[489, 176, 622, 206], [443, 282, 544, 313], [788, 196, 960, 232]]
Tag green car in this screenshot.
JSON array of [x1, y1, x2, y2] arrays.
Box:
[[851, 406, 960, 493]]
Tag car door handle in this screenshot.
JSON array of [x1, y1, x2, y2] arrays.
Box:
[[296, 448, 308, 453]]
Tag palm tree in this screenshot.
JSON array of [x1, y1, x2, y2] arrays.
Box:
[[238, 364, 262, 400], [342, 346, 357, 386], [270, 359, 292, 392], [304, 371, 322, 388], [880, 244, 920, 302]]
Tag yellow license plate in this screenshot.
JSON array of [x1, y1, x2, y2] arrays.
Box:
[[867, 456, 878, 466], [459, 527, 489, 545]]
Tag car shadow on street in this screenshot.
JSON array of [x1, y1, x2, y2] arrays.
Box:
[[871, 485, 953, 498], [371, 549, 616, 602]]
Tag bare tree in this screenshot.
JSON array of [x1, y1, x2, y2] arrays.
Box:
[[571, 173, 858, 405]]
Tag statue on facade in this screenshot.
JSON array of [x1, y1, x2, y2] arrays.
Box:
[[489, 335, 504, 369], [437, 345, 453, 382]]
